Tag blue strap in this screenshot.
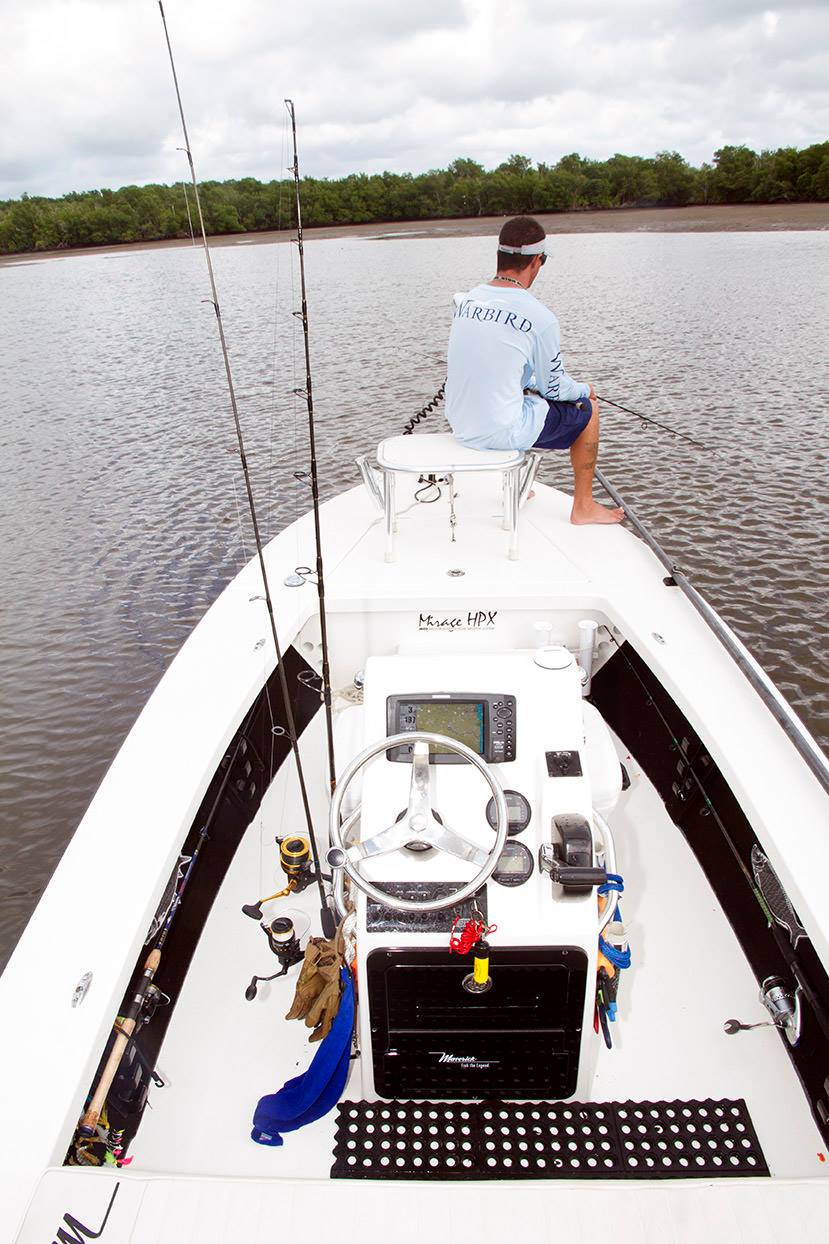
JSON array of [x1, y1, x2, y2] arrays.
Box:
[[251, 967, 355, 1147], [599, 937, 631, 970], [598, 873, 631, 970]]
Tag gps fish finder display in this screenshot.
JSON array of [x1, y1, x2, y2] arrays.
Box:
[[410, 702, 484, 754], [387, 694, 516, 763]]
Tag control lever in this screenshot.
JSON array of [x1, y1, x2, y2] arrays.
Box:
[[540, 814, 606, 894], [539, 844, 607, 890]]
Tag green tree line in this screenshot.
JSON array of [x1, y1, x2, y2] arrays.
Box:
[[2, 142, 828, 256]]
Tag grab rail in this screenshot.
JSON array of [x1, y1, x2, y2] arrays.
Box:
[[594, 809, 619, 934], [595, 469, 829, 796], [356, 454, 384, 512]]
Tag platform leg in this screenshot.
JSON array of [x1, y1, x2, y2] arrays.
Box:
[[508, 467, 520, 560], [502, 472, 511, 531], [383, 471, 396, 562]]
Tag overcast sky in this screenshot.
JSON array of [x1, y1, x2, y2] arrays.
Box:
[[2, 0, 828, 200]]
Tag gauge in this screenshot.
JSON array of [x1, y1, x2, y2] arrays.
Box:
[[485, 789, 531, 836], [491, 840, 534, 887]]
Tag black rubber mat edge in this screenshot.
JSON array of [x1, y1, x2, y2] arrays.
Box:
[[331, 1097, 768, 1180]]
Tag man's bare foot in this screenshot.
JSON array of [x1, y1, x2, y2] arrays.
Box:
[[570, 498, 625, 525]]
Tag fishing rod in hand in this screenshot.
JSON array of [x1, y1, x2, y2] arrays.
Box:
[[595, 394, 710, 451], [400, 381, 710, 452]]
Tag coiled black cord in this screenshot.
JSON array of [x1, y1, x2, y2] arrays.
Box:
[[413, 476, 443, 503], [402, 380, 446, 435]]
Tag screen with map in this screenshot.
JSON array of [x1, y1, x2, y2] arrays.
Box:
[[410, 701, 485, 754]]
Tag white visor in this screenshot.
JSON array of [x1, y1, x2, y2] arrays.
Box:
[[497, 239, 547, 255]]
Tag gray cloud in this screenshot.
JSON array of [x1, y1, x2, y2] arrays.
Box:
[[1, 0, 827, 200]]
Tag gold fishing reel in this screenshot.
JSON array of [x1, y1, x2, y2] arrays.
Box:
[[279, 834, 311, 878], [241, 835, 314, 920]]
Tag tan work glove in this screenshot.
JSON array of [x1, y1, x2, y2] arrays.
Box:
[[285, 923, 346, 1040], [285, 939, 326, 1023], [305, 950, 343, 1042]]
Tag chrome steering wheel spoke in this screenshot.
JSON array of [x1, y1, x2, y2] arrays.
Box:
[[346, 821, 416, 862], [405, 740, 433, 835], [426, 822, 490, 868]]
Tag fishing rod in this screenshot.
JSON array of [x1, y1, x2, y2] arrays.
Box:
[[399, 382, 709, 452], [76, 701, 256, 1147], [157, 2, 328, 916], [285, 98, 336, 794], [594, 394, 709, 451], [77, 824, 208, 1142]]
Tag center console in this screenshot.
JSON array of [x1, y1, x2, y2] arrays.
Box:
[[350, 649, 617, 1101]]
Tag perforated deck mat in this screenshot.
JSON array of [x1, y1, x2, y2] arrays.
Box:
[[331, 1098, 768, 1179]]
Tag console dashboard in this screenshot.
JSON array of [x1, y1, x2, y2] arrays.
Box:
[[348, 648, 619, 1100], [354, 649, 610, 946]]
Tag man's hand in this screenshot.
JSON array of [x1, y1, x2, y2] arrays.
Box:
[[588, 383, 597, 401]]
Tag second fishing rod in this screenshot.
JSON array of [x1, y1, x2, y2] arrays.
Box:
[[158, 2, 336, 927]]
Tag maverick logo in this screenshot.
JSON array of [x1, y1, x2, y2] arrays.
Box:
[[51, 1183, 119, 1243], [431, 1051, 498, 1069], [418, 610, 498, 631]]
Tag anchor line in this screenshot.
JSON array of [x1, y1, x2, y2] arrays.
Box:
[[158, 2, 327, 910], [285, 98, 337, 794]]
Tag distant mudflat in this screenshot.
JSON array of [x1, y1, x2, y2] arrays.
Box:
[[2, 202, 828, 266]]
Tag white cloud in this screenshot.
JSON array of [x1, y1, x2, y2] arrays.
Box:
[[1, 0, 827, 199]]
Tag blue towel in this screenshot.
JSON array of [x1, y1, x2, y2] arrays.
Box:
[[251, 967, 355, 1147]]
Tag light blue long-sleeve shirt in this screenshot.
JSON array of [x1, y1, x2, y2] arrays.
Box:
[[445, 283, 589, 450]]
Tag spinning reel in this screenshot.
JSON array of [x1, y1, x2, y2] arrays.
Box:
[[242, 835, 315, 921], [244, 915, 306, 1001]]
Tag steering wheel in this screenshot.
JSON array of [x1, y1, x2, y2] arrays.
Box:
[[328, 731, 508, 914]]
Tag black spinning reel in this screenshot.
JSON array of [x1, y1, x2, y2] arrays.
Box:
[[244, 915, 305, 1001]]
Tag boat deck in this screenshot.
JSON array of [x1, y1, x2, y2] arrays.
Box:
[[134, 712, 826, 1182]]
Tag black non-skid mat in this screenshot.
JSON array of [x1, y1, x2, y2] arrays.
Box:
[[331, 1098, 768, 1180]]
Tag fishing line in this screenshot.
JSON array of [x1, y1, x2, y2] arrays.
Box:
[[399, 380, 709, 452], [267, 113, 291, 543], [285, 98, 337, 794], [594, 394, 709, 451], [181, 181, 195, 246], [158, 1, 327, 912]]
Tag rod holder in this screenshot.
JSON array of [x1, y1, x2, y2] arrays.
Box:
[[578, 619, 599, 696]]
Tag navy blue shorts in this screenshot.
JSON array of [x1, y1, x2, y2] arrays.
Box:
[[532, 396, 593, 450]]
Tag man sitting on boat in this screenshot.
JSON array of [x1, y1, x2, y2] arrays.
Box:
[[445, 215, 623, 525]]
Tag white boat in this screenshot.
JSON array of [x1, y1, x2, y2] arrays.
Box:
[[2, 421, 828, 1241]]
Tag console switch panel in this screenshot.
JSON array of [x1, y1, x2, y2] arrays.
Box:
[[546, 750, 583, 777]]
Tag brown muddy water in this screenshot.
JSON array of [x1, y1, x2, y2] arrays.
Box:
[[1, 228, 827, 966]]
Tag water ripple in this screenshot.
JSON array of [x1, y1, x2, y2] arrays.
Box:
[[1, 231, 827, 965]]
